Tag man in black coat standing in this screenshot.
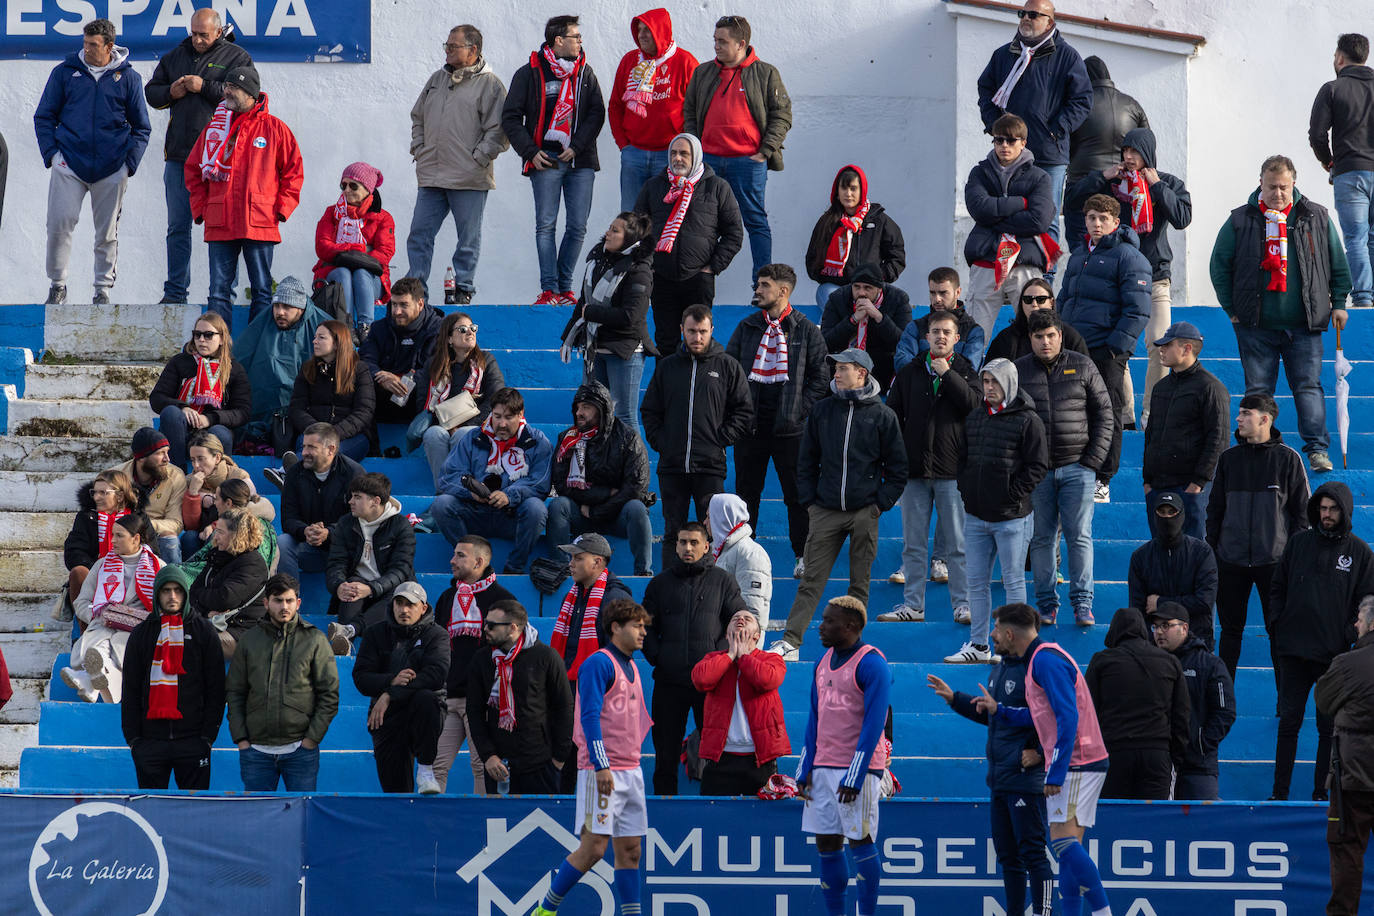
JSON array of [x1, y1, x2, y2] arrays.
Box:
[[1066, 56, 1149, 254], [1152, 600, 1236, 800], [819, 262, 913, 395], [467, 599, 574, 796], [640, 304, 753, 545], [1085, 607, 1191, 800], [725, 263, 828, 575], [643, 522, 744, 795], [1127, 493, 1218, 647]]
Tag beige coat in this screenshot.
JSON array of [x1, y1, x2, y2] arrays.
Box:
[[111, 458, 187, 537], [410, 59, 510, 191]]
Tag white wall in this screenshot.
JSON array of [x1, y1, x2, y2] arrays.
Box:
[[0, 0, 1359, 308]]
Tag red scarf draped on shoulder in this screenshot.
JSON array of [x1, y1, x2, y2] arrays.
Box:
[[177, 355, 225, 411], [536, 46, 585, 151], [492, 626, 528, 731], [550, 568, 607, 679]]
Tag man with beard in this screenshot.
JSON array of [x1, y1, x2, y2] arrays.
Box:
[[277, 423, 365, 580], [236, 276, 329, 451], [893, 267, 986, 375], [109, 428, 187, 564], [359, 277, 445, 424], [1151, 600, 1235, 800], [1127, 493, 1218, 647]]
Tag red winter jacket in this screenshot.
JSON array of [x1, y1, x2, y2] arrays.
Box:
[[691, 648, 790, 765], [608, 8, 699, 152], [311, 191, 397, 303], [184, 93, 304, 243]]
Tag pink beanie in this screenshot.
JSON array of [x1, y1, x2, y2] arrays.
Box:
[[341, 161, 383, 193]]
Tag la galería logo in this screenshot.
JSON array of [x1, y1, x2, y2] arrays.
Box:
[[28, 802, 168, 916]]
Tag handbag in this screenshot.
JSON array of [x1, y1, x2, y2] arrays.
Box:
[[333, 249, 385, 276], [100, 602, 150, 633], [432, 390, 479, 430]]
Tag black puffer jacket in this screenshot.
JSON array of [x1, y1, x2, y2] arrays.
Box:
[[797, 377, 908, 512], [957, 360, 1049, 522], [1141, 360, 1231, 489], [820, 282, 913, 393], [1085, 608, 1191, 757], [1127, 532, 1218, 646], [1067, 61, 1150, 183], [64, 482, 102, 571], [984, 307, 1090, 365], [640, 339, 753, 477], [466, 631, 574, 772], [325, 501, 416, 599], [149, 350, 254, 430], [143, 33, 253, 161], [635, 165, 743, 281], [188, 546, 267, 636], [288, 359, 376, 442], [280, 454, 365, 540], [1170, 633, 1236, 775], [1270, 482, 1374, 664], [642, 554, 743, 689], [359, 305, 445, 380], [353, 605, 451, 707], [551, 381, 651, 524], [963, 150, 1056, 268], [1205, 429, 1311, 568], [1014, 350, 1113, 470], [1317, 630, 1374, 791], [886, 352, 980, 480], [563, 240, 657, 360], [725, 307, 829, 438]]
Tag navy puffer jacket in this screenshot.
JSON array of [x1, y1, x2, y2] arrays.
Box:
[[1057, 225, 1153, 354]]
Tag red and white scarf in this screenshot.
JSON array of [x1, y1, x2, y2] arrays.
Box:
[[425, 377, 451, 411], [198, 100, 244, 182], [461, 359, 484, 396], [851, 292, 883, 350], [177, 355, 225, 410], [991, 232, 1061, 289], [491, 625, 528, 731], [556, 426, 598, 489], [655, 162, 704, 253], [1260, 201, 1290, 292], [623, 42, 677, 117], [713, 520, 747, 559], [333, 194, 369, 246], [550, 568, 607, 679], [750, 305, 791, 383], [538, 47, 584, 150], [1115, 170, 1154, 235], [148, 612, 186, 720], [93, 546, 160, 617], [95, 509, 130, 558], [822, 201, 871, 277], [448, 571, 495, 639], [482, 415, 530, 480]]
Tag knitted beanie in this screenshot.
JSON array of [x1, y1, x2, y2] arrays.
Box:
[[132, 427, 169, 461], [341, 162, 384, 194]]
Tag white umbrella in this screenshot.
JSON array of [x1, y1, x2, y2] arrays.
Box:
[[1336, 326, 1353, 469]]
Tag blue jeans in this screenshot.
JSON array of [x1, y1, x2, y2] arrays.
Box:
[[529, 161, 595, 293], [326, 266, 382, 329], [239, 744, 319, 791], [1333, 170, 1374, 306], [162, 159, 192, 301], [898, 478, 968, 611], [1145, 484, 1210, 541], [179, 528, 208, 560], [619, 146, 667, 212], [278, 531, 328, 581], [155, 535, 181, 565], [431, 494, 547, 572], [208, 238, 274, 328], [704, 154, 769, 279], [1029, 463, 1096, 616], [814, 281, 842, 308], [1041, 163, 1067, 255], [1233, 325, 1330, 453], [405, 187, 488, 296], [592, 350, 645, 437], [546, 496, 653, 575], [965, 515, 1029, 648], [158, 403, 232, 469]]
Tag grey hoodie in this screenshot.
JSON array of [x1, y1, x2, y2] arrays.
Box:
[[708, 493, 773, 627], [980, 357, 1021, 409], [355, 497, 402, 582]]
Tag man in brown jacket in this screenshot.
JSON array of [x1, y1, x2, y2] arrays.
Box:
[[110, 427, 187, 563]]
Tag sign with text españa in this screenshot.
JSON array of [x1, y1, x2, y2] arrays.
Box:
[[1, 1, 370, 61]]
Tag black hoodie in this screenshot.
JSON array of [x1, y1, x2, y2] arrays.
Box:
[[1205, 428, 1311, 568], [551, 381, 651, 524], [1269, 481, 1374, 664], [1169, 632, 1236, 775], [1085, 608, 1191, 757], [1309, 64, 1374, 176], [1127, 509, 1218, 646]]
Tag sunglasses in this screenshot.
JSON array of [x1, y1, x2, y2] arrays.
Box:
[[1017, 9, 1047, 19], [717, 15, 743, 27], [483, 620, 512, 630], [992, 135, 1023, 146], [192, 329, 220, 340], [1020, 294, 1052, 305], [340, 181, 365, 192]]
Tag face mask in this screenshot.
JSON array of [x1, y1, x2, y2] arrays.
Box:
[[1156, 511, 1185, 545]]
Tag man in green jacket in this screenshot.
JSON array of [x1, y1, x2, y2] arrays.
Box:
[[1210, 154, 1352, 473], [226, 573, 339, 790]]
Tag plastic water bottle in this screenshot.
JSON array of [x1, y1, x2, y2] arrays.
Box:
[[497, 759, 510, 796], [444, 267, 457, 305]]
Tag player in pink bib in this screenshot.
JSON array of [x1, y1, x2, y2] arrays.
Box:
[[536, 599, 653, 916]]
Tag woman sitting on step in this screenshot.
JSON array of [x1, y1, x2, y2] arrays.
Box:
[[288, 320, 375, 463], [181, 478, 279, 580], [62, 469, 139, 616], [189, 507, 269, 659], [179, 431, 273, 559], [148, 312, 253, 469], [61, 513, 163, 703]]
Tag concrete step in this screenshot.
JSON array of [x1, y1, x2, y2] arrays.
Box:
[[0, 629, 67, 678], [24, 361, 162, 400], [0, 512, 71, 550], [0, 436, 129, 472], [0, 593, 60, 632], [0, 769, 18, 788], [0, 549, 65, 592], [6, 397, 148, 438], [43, 304, 197, 361], [0, 472, 85, 511], [0, 723, 37, 769], [0, 679, 46, 725]]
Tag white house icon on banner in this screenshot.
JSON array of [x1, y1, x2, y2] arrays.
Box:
[[457, 810, 617, 916]]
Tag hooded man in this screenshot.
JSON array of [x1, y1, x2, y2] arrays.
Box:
[[34, 17, 151, 306], [1085, 607, 1191, 800], [1269, 481, 1374, 801], [1151, 600, 1236, 800], [120, 565, 225, 790], [324, 472, 416, 654], [1127, 492, 1218, 647], [234, 276, 328, 446], [805, 164, 907, 306], [111, 427, 188, 564], [708, 493, 773, 628], [546, 381, 654, 577], [634, 131, 743, 355], [610, 9, 700, 210]]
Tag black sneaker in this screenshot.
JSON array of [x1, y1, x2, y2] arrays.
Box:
[[454, 289, 473, 305], [92, 289, 110, 305], [281, 450, 299, 472], [264, 467, 286, 490], [158, 294, 188, 304], [45, 284, 66, 305]]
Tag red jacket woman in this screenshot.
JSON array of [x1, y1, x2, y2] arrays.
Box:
[[312, 165, 396, 304], [691, 635, 791, 768]]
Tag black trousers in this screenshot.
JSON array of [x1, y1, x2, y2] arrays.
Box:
[[700, 752, 776, 796], [734, 433, 807, 558], [371, 689, 445, 793], [658, 472, 723, 548], [1174, 770, 1220, 800], [650, 681, 705, 796], [484, 760, 561, 796], [1216, 561, 1278, 686], [651, 270, 716, 357], [1273, 655, 1334, 799], [1089, 348, 1129, 482], [1101, 747, 1173, 800], [989, 789, 1053, 916], [131, 735, 212, 790], [333, 590, 395, 634], [1328, 788, 1374, 915]]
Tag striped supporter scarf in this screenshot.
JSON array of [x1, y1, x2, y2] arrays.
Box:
[[538, 47, 584, 150], [550, 568, 608, 679], [95, 509, 130, 558], [198, 101, 241, 182], [655, 162, 703, 253], [821, 201, 870, 277], [623, 42, 678, 117], [148, 613, 186, 720], [448, 572, 495, 639], [177, 355, 225, 410], [1115, 170, 1154, 234], [94, 546, 159, 616], [749, 305, 791, 383], [492, 625, 528, 731], [1260, 201, 1290, 292]]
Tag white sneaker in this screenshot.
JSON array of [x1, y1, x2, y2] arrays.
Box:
[[953, 606, 971, 625], [83, 645, 109, 693], [1094, 480, 1111, 503], [766, 639, 800, 662], [793, 556, 805, 578], [930, 559, 949, 583], [877, 604, 924, 622], [61, 667, 99, 703], [415, 766, 441, 795], [944, 642, 995, 664], [887, 566, 906, 585]]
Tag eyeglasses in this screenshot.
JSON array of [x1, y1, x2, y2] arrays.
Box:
[[1151, 622, 1185, 632], [340, 181, 364, 191], [443, 42, 474, 51], [561, 32, 583, 42], [483, 620, 512, 630], [1020, 294, 1052, 305], [192, 329, 220, 340], [1017, 10, 1047, 19], [992, 135, 1023, 146], [454, 324, 478, 334]]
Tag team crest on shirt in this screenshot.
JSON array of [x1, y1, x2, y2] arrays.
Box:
[[254, 137, 267, 148], [1004, 681, 1014, 695], [1337, 555, 1353, 572], [596, 813, 608, 825]]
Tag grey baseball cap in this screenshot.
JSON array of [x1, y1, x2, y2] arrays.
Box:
[[393, 581, 428, 605], [827, 347, 874, 372], [559, 532, 613, 559]]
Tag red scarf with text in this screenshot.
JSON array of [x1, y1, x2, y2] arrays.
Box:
[[550, 568, 607, 679], [750, 305, 791, 383], [1260, 201, 1290, 292], [656, 162, 704, 253], [623, 42, 678, 117], [177, 356, 225, 410], [198, 100, 245, 182], [448, 572, 495, 639], [491, 626, 528, 731], [94, 546, 160, 616], [822, 201, 871, 277], [537, 47, 584, 150], [1115, 170, 1154, 234], [148, 612, 186, 720], [482, 415, 530, 479]]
